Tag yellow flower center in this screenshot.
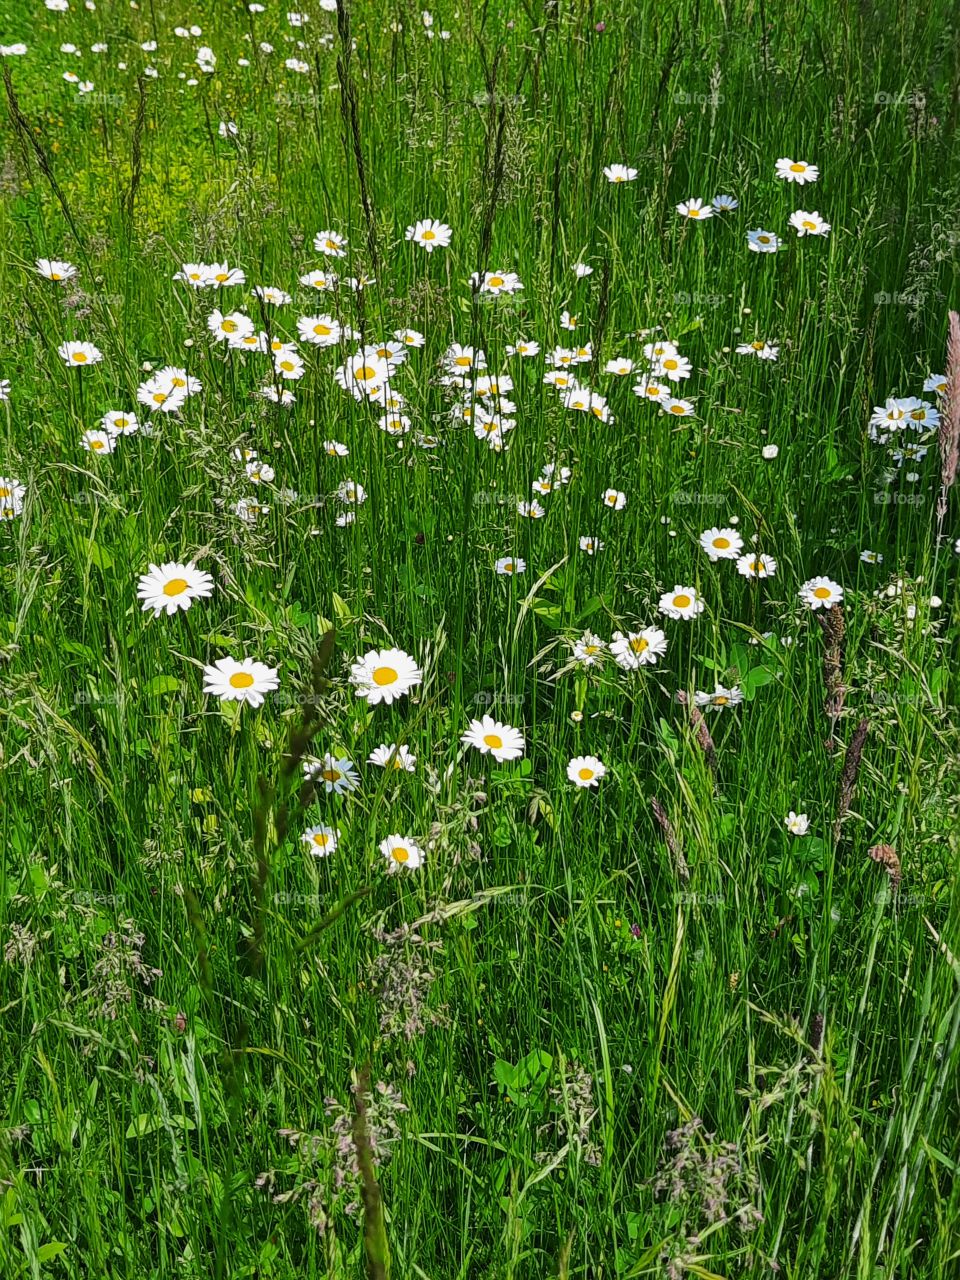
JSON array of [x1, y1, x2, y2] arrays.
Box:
[[758, 235, 770, 244], [813, 586, 832, 599], [714, 696, 729, 705], [488, 276, 504, 287], [372, 666, 398, 686], [313, 833, 330, 847], [802, 220, 816, 230], [51, 272, 62, 281], [392, 846, 410, 863], [663, 358, 678, 369], [673, 594, 691, 609], [280, 360, 295, 372], [321, 768, 341, 783], [688, 208, 700, 217], [751, 342, 764, 350], [229, 672, 255, 689], [630, 637, 649, 653], [578, 767, 594, 781], [72, 352, 88, 363], [215, 273, 229, 282], [421, 229, 436, 240], [669, 404, 686, 414], [454, 355, 471, 367], [222, 320, 238, 333], [314, 324, 331, 335], [325, 239, 339, 251], [713, 537, 730, 549], [153, 392, 167, 404], [483, 733, 503, 749], [90, 440, 104, 450], [790, 163, 805, 173], [355, 365, 378, 381], [163, 578, 189, 597]]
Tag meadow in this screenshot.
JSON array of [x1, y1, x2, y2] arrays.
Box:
[[0, 0, 959, 1276]]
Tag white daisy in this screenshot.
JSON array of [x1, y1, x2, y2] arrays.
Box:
[[461, 715, 525, 762], [202, 656, 279, 707], [348, 648, 422, 706], [658, 586, 705, 620], [567, 755, 606, 788], [137, 561, 214, 617]]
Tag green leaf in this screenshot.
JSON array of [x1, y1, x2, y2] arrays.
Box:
[[144, 675, 181, 697]]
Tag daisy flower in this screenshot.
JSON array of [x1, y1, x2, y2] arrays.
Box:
[[471, 270, 523, 295], [517, 500, 546, 518], [81, 429, 115, 454], [294, 314, 340, 347], [658, 586, 705, 620], [603, 163, 637, 183], [736, 340, 779, 360], [775, 158, 819, 185], [699, 527, 743, 561], [304, 753, 359, 794], [302, 825, 340, 856], [36, 258, 77, 282], [601, 488, 626, 510], [712, 194, 739, 211], [660, 397, 695, 418], [299, 269, 337, 291], [579, 536, 604, 555], [785, 811, 810, 836], [605, 357, 634, 376], [406, 218, 452, 251], [137, 561, 214, 616], [567, 755, 606, 788], [367, 743, 417, 772], [507, 338, 540, 357], [736, 553, 778, 579], [800, 576, 843, 609], [610, 627, 667, 669], [59, 341, 103, 367], [461, 716, 525, 762], [0, 476, 25, 515], [694, 684, 743, 710], [789, 210, 831, 237], [495, 557, 525, 575], [206, 262, 246, 287], [209, 310, 254, 342], [380, 833, 424, 872], [573, 633, 606, 666], [652, 353, 692, 382], [676, 198, 714, 220], [203, 656, 279, 707], [101, 410, 140, 436], [313, 230, 348, 257], [747, 228, 780, 253], [349, 647, 422, 706], [253, 285, 291, 305]]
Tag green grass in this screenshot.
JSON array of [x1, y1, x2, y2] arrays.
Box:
[[0, 1, 959, 1277]]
